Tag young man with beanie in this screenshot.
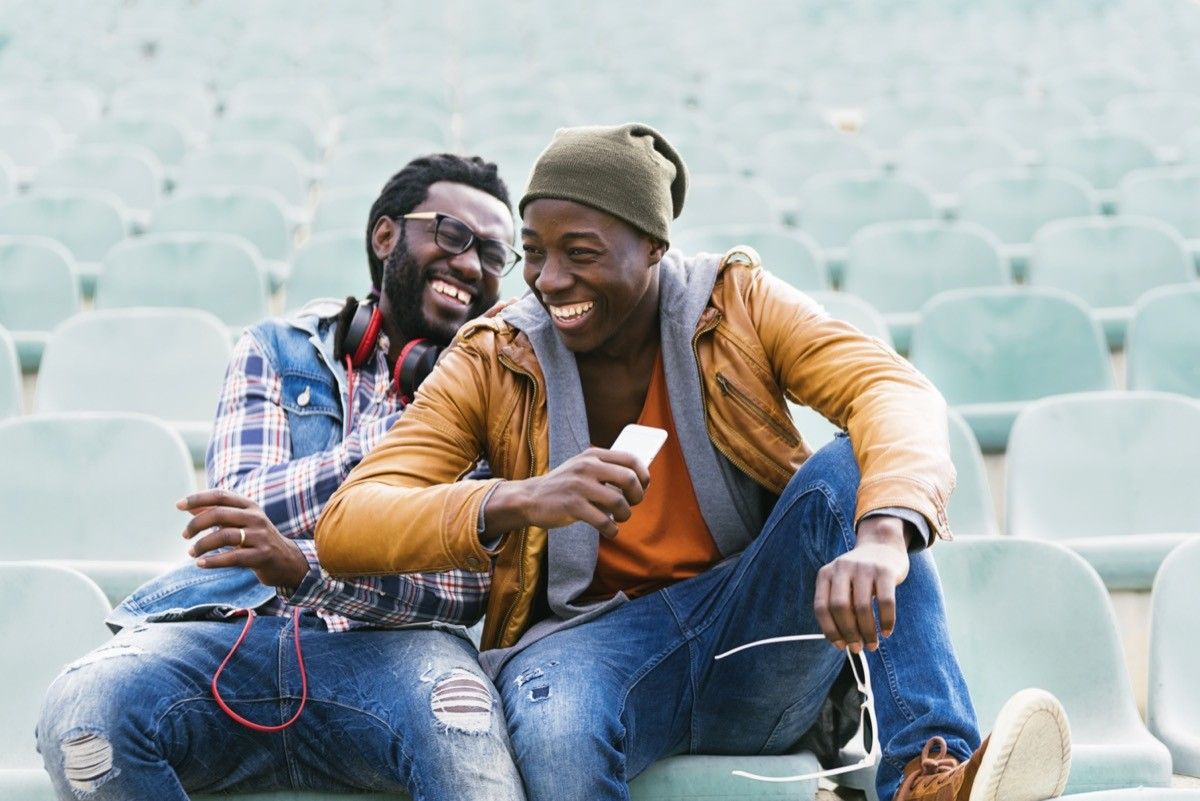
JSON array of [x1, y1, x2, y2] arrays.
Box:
[[313, 126, 1074, 801], [36, 154, 526, 801]]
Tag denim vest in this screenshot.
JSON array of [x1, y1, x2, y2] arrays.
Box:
[[108, 303, 349, 631]]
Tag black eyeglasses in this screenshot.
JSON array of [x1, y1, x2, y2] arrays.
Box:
[[401, 212, 522, 278]]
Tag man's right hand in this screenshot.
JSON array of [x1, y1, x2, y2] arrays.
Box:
[[483, 448, 650, 538]]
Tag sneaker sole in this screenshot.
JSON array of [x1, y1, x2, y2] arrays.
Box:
[[968, 688, 1072, 801]]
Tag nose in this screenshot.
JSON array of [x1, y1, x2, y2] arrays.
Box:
[[446, 243, 485, 283], [533, 252, 571, 296]]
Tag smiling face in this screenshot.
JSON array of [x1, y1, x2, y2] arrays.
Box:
[[375, 181, 512, 345], [521, 198, 666, 356]]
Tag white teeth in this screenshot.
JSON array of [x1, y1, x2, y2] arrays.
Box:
[[430, 279, 470, 305], [550, 301, 594, 320]]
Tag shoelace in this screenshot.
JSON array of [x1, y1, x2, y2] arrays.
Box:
[[894, 736, 961, 801]]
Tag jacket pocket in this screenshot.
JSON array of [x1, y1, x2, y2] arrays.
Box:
[[715, 372, 802, 448]]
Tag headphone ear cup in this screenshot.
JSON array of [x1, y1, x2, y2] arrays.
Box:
[[333, 296, 361, 362], [395, 340, 442, 402], [336, 297, 384, 368]]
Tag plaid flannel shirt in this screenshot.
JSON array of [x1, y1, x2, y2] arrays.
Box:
[[207, 329, 490, 632]]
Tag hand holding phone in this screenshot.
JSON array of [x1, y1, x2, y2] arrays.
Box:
[[608, 424, 668, 470]]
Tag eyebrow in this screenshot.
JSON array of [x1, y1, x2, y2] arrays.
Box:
[[520, 227, 604, 244]]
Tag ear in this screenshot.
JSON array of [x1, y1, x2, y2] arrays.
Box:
[[371, 217, 399, 261], [647, 237, 668, 266]]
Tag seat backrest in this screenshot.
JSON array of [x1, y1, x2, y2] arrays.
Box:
[[1044, 129, 1160, 191], [1105, 93, 1200, 149], [757, 129, 876, 197], [286, 231, 366, 313], [897, 127, 1022, 194], [174, 143, 310, 208], [860, 94, 971, 147], [1185, 128, 1200, 166], [0, 81, 102, 135], [34, 144, 164, 211], [796, 171, 937, 249], [806, 291, 893, 346], [980, 95, 1090, 150], [0, 563, 112, 768], [95, 233, 268, 327], [946, 408, 998, 536], [933, 539, 1147, 740], [339, 103, 449, 145], [1007, 391, 1200, 540], [35, 308, 232, 422], [150, 187, 292, 261], [677, 176, 776, 228], [108, 79, 215, 134], [0, 326, 19, 419], [0, 413, 194, 561], [1127, 284, 1200, 397], [958, 168, 1101, 245], [80, 116, 190, 167], [1029, 216, 1194, 309], [1148, 538, 1200, 757], [0, 235, 79, 335], [212, 111, 322, 162], [322, 138, 443, 191], [675, 225, 828, 291], [0, 191, 128, 263], [1119, 166, 1200, 239], [310, 187, 377, 235], [0, 115, 64, 173], [908, 286, 1113, 405], [1045, 66, 1148, 115], [844, 220, 1008, 314]]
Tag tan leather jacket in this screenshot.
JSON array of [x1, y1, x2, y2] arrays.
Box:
[[315, 248, 955, 650]]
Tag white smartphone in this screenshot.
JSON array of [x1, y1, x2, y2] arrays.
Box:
[[608, 424, 668, 469]]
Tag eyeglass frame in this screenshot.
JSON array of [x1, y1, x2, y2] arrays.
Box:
[[400, 211, 523, 278], [714, 633, 880, 784]]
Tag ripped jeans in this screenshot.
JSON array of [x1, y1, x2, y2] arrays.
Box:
[[36, 616, 524, 801]]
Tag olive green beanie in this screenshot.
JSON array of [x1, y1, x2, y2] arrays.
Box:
[[520, 123, 689, 243]]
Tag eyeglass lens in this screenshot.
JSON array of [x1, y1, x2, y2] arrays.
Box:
[[436, 216, 513, 274]]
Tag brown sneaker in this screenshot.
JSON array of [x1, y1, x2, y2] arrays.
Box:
[[895, 688, 1071, 801]]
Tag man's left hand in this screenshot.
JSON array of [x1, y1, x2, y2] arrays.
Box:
[[179, 490, 311, 590], [813, 515, 910, 654]]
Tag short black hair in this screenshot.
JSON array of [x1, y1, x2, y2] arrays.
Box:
[[364, 153, 512, 290]]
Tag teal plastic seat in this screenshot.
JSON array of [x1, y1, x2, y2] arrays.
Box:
[[659, 138, 738, 180], [80, 116, 190, 169], [795, 171, 937, 283], [980, 95, 1091, 153], [0, 414, 195, 602], [322, 139, 444, 192], [212, 111, 323, 163], [0, 191, 129, 296], [1148, 538, 1200, 778], [933, 538, 1172, 792], [756, 129, 876, 207], [223, 79, 335, 140], [724, 103, 830, 150], [310, 187, 376, 235], [860, 94, 971, 149], [946, 408, 998, 537], [286, 231, 366, 313], [1105, 93, 1200, 151], [1007, 391, 1200, 590], [1028, 216, 1194, 349], [33, 144, 164, 219], [0, 236, 79, 370], [1185, 128, 1200, 166], [0, 563, 112, 793], [333, 79, 452, 114], [340, 104, 449, 146], [0, 81, 102, 136], [843, 221, 1008, 353], [896, 127, 1021, 199], [1045, 67, 1148, 115], [175, 142, 311, 215], [674, 225, 828, 291], [469, 134, 545, 199], [957, 168, 1101, 280], [677, 176, 777, 229], [108, 79, 215, 136], [908, 287, 1114, 452], [1127, 284, 1200, 397], [151, 187, 293, 289], [0, 115, 64, 181], [0, 327, 19, 419], [1044, 129, 1159, 197], [1119, 167, 1200, 261], [96, 233, 269, 330], [35, 309, 233, 465]]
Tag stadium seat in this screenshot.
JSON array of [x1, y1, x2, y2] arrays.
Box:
[[842, 221, 1009, 352], [896, 127, 1022, 202], [150, 187, 293, 290], [1007, 391, 1200, 590], [0, 327, 19, 419], [322, 139, 444, 192], [674, 226, 828, 291], [1043, 129, 1159, 207], [676, 176, 778, 229], [462, 102, 575, 147], [1148, 538, 1200, 778], [980, 95, 1091, 155], [0, 235, 79, 371], [95, 233, 269, 331], [286, 231, 366, 313], [80, 116, 190, 171], [0, 115, 63, 182], [1119, 166, 1200, 267], [310, 187, 376, 235], [795, 171, 937, 283], [212, 111, 323, 164], [1045, 66, 1148, 116], [0, 81, 102, 136], [33, 144, 164, 223], [660, 138, 738, 179], [108, 79, 215, 137], [908, 286, 1114, 452], [333, 78, 453, 114], [1126, 284, 1200, 397], [724, 102, 830, 146], [1185, 128, 1200, 166], [859, 94, 972, 150], [933, 538, 1173, 792], [223, 79, 335, 141], [1104, 93, 1200, 154], [174, 142, 312, 218], [755, 130, 877, 209], [340, 104, 450, 146], [0, 414, 195, 602], [957, 168, 1102, 280], [468, 134, 545, 201], [0, 191, 130, 296], [0, 563, 112, 798], [34, 309, 233, 465], [1028, 216, 1194, 348]]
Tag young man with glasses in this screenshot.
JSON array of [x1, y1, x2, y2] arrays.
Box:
[[36, 154, 526, 801], [314, 126, 1075, 801]]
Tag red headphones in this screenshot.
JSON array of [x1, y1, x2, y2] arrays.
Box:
[[336, 295, 441, 407]]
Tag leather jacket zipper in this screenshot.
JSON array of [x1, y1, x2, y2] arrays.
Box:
[[715, 372, 802, 447], [496, 351, 538, 646]]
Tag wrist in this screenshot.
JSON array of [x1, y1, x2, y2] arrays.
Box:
[[855, 516, 908, 551], [483, 479, 532, 536]]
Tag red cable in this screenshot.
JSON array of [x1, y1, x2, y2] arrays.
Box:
[[211, 607, 308, 732], [344, 356, 356, 431]]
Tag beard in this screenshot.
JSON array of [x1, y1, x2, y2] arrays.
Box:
[[380, 232, 495, 347]]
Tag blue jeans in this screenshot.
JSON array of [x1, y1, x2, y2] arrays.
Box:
[[37, 615, 524, 801], [498, 436, 980, 801]]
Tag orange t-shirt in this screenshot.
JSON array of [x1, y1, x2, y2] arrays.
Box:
[[582, 353, 722, 602]]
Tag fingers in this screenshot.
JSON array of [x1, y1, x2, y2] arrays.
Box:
[[876, 576, 897, 638], [814, 558, 900, 652], [182, 506, 255, 540], [190, 526, 247, 559], [852, 574, 879, 652], [176, 489, 253, 514], [813, 566, 842, 649], [592, 448, 652, 489]]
